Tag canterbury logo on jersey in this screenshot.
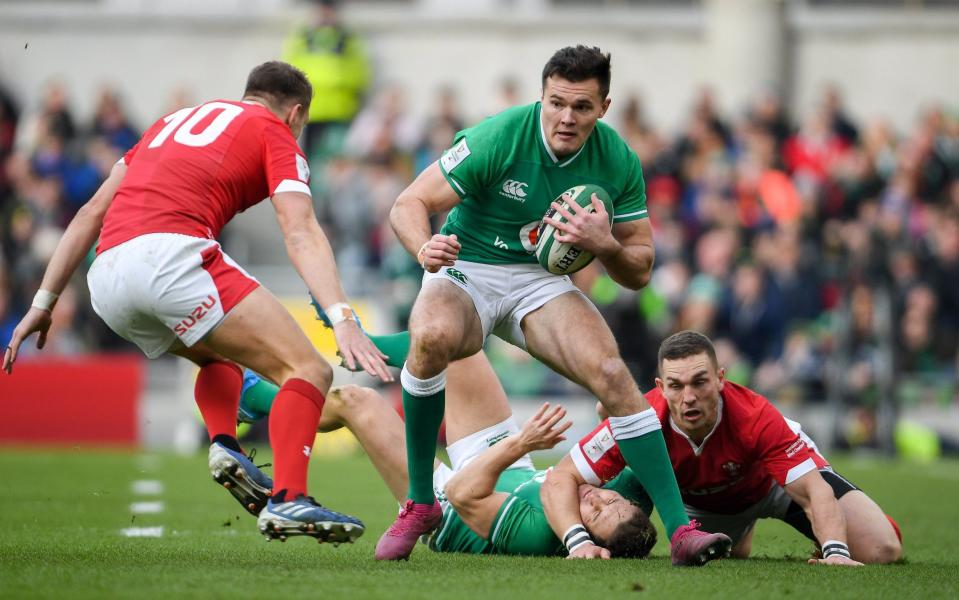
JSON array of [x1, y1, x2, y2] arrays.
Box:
[[500, 179, 529, 202]]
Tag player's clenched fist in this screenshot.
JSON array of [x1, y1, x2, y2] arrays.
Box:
[[417, 234, 461, 273]]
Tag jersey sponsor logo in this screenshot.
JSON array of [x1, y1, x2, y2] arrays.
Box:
[[493, 236, 509, 249], [785, 437, 807, 458], [440, 138, 471, 172], [499, 179, 529, 202], [173, 295, 217, 336], [295, 154, 310, 183], [445, 267, 469, 286], [583, 425, 616, 462], [519, 220, 540, 252]]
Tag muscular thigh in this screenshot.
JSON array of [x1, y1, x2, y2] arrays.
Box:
[[520, 291, 622, 387], [201, 286, 330, 391], [408, 280, 485, 367]]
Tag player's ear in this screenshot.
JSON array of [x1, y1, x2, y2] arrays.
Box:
[[654, 377, 665, 393], [716, 367, 726, 390], [599, 97, 611, 118]]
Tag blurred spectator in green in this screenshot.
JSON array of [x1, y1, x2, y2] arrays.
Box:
[[283, 0, 370, 190]]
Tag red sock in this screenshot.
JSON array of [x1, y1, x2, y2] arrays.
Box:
[[194, 361, 243, 441], [269, 378, 325, 499]]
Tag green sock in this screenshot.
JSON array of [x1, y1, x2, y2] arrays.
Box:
[[367, 332, 410, 369], [616, 432, 689, 538], [242, 377, 280, 416], [403, 387, 445, 504]]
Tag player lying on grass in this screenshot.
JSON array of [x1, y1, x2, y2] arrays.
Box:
[[240, 350, 659, 558], [543, 330, 903, 566]]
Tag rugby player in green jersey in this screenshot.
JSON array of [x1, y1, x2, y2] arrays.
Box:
[[238, 350, 658, 559], [383, 45, 730, 562]]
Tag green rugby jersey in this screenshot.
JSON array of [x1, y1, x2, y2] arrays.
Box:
[[429, 467, 653, 556], [438, 102, 648, 265]]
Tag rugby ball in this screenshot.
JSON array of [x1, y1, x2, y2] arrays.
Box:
[[535, 184, 613, 275]]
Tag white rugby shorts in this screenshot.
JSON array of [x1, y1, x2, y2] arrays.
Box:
[[421, 260, 585, 350], [87, 233, 259, 358], [432, 416, 535, 504]]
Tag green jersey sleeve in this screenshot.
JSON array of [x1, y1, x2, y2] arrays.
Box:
[[438, 112, 515, 199], [611, 150, 648, 224], [487, 470, 565, 556]]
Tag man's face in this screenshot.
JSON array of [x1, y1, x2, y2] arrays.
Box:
[[540, 76, 610, 157], [578, 485, 638, 542], [655, 352, 725, 442]]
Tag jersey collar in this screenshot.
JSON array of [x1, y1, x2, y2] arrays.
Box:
[[537, 102, 587, 168], [668, 396, 724, 457]]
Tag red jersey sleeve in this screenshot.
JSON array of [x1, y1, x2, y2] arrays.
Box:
[[569, 420, 627, 485], [753, 403, 828, 487], [261, 120, 311, 197]]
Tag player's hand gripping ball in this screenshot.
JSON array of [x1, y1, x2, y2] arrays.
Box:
[[535, 184, 614, 275]]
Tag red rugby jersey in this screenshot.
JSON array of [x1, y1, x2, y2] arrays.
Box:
[[98, 100, 310, 253], [570, 381, 828, 514]]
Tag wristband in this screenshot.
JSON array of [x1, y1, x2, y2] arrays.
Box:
[[31, 289, 59, 312], [417, 241, 430, 269], [822, 540, 851, 560], [324, 303, 355, 326], [563, 523, 593, 554]]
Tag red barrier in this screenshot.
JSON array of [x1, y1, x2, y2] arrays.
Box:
[[0, 355, 143, 447]]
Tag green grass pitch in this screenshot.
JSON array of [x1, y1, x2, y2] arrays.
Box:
[[0, 448, 956, 599]]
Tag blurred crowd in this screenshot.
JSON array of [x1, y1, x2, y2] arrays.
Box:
[[2, 71, 958, 431]]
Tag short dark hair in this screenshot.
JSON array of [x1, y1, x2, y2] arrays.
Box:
[[658, 330, 718, 372], [243, 61, 313, 111], [591, 501, 657, 559], [541, 46, 612, 98]]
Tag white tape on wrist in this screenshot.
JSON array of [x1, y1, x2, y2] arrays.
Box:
[[417, 241, 430, 270], [324, 303, 355, 326], [822, 540, 851, 559], [563, 523, 593, 554], [31, 289, 59, 312]]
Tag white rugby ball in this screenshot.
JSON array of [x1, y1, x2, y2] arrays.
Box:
[[535, 184, 613, 275]]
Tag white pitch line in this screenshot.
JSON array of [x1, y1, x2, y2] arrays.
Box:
[[121, 526, 164, 538], [131, 480, 164, 495], [130, 501, 165, 514]]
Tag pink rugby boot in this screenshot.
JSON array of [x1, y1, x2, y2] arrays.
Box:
[[670, 520, 733, 566], [374, 499, 443, 561]]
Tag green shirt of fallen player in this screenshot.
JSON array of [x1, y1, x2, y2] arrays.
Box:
[[381, 45, 727, 564]]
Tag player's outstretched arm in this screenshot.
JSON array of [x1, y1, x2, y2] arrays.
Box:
[[3, 162, 126, 374], [445, 403, 571, 539], [541, 455, 611, 559], [389, 161, 462, 273], [272, 190, 391, 382], [786, 470, 863, 567]]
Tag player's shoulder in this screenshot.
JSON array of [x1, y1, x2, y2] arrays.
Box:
[[720, 381, 788, 439], [642, 387, 670, 422]]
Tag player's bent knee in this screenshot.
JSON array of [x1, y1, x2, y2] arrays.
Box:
[[286, 358, 333, 394], [865, 538, 902, 564], [409, 325, 456, 371]]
